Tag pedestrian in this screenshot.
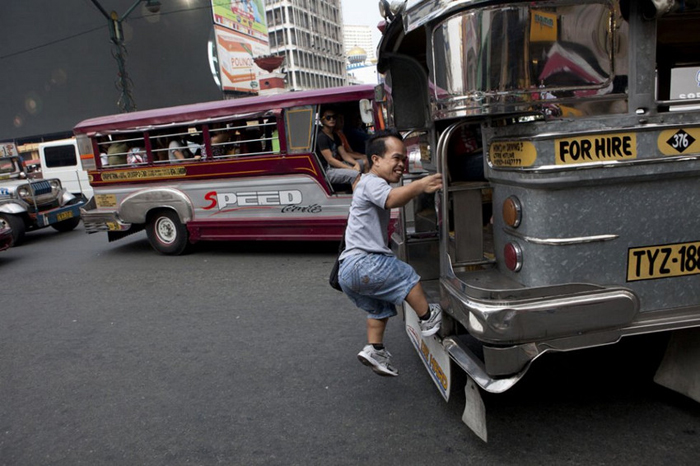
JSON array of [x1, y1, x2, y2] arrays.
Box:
[[338, 128, 443, 377]]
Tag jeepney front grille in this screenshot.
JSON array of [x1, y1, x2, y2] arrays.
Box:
[[30, 180, 52, 195]]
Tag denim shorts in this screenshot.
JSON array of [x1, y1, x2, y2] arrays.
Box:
[[338, 253, 420, 320]]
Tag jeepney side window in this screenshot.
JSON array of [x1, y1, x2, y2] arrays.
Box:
[[260, 118, 279, 153], [237, 119, 276, 156], [209, 118, 277, 158], [284, 106, 314, 154], [95, 133, 148, 167], [656, 11, 700, 111], [150, 126, 206, 163]]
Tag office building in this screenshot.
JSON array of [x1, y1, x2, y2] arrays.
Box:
[[344, 24, 376, 62], [265, 0, 348, 90]]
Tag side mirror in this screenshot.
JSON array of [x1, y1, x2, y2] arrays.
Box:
[[359, 99, 373, 125]]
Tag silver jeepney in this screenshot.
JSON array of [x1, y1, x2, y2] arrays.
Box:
[[378, 0, 700, 437]]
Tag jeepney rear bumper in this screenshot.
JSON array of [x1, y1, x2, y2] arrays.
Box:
[[441, 277, 640, 346], [80, 208, 131, 233], [438, 277, 641, 387]]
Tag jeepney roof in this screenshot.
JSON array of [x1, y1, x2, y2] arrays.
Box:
[[73, 85, 375, 136]]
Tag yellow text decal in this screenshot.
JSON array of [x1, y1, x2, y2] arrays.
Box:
[[489, 141, 537, 167], [95, 194, 117, 208], [101, 166, 187, 182], [555, 133, 637, 165]]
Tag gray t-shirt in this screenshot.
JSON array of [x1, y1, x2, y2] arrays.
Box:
[[340, 173, 393, 260]]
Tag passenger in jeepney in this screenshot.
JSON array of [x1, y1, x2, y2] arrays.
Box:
[[338, 129, 443, 377], [152, 137, 169, 162], [316, 107, 362, 188], [344, 112, 370, 155], [168, 136, 204, 161], [334, 113, 368, 173], [126, 146, 145, 165], [107, 136, 129, 166], [210, 123, 235, 157], [243, 126, 263, 154]]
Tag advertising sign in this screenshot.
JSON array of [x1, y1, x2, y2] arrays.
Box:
[[212, 0, 268, 42], [0, 142, 19, 157], [214, 25, 269, 94]]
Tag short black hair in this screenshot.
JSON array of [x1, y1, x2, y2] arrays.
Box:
[[365, 128, 403, 168]]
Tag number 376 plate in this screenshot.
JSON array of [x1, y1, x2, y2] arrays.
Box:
[[627, 241, 700, 281]]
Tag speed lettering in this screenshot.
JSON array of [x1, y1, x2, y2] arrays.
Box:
[[203, 189, 302, 210], [558, 135, 634, 163]]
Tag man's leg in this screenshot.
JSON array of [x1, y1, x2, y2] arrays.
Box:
[[405, 282, 442, 337], [405, 282, 430, 317], [359, 316, 397, 376], [367, 317, 388, 344]]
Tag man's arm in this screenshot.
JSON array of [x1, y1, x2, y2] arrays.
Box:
[[385, 173, 442, 209], [336, 145, 361, 169], [320, 148, 355, 169]]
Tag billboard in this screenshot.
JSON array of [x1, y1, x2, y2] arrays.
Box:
[[214, 25, 270, 93], [212, 0, 268, 42], [211, 1, 271, 95]]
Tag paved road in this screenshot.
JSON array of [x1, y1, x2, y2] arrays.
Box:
[[1, 226, 698, 465]]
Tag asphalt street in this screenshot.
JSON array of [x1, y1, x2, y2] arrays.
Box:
[[1, 225, 699, 465]]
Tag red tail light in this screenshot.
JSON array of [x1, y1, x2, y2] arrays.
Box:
[[504, 242, 523, 272]]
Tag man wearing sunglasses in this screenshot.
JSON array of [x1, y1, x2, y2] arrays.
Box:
[[316, 108, 362, 189]]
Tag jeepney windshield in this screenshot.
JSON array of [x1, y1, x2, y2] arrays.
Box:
[[430, 2, 618, 112], [0, 157, 22, 177]]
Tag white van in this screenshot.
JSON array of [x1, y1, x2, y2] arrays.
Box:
[[38, 138, 93, 201]]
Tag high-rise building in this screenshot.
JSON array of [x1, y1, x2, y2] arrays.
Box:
[[343, 25, 376, 62], [265, 0, 348, 90]]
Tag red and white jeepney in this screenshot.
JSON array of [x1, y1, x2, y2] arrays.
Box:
[[75, 85, 381, 254]]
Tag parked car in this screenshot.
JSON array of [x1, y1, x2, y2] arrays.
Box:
[[0, 154, 85, 246]]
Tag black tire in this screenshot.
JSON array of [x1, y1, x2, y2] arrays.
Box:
[[146, 209, 189, 255], [51, 215, 81, 232], [0, 214, 26, 246]]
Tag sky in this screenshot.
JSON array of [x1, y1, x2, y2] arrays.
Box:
[[341, 0, 384, 49]]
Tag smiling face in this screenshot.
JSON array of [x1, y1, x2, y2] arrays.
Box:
[[370, 136, 406, 184]]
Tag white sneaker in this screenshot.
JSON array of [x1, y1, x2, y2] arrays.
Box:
[[419, 304, 442, 337], [357, 345, 399, 377]]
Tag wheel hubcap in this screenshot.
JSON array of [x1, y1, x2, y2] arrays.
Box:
[[155, 217, 176, 244]]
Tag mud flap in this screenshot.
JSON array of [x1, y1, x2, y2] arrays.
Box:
[[405, 303, 451, 401], [405, 304, 489, 441], [653, 328, 700, 402], [463, 376, 488, 442]]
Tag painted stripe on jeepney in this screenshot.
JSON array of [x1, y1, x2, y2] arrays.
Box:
[[89, 155, 319, 184]]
